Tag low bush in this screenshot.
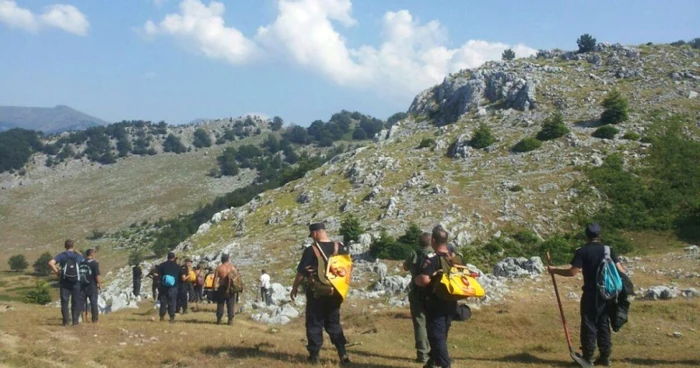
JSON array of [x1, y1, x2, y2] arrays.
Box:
[[25, 281, 51, 305], [470, 123, 495, 149], [592, 125, 620, 139], [418, 138, 435, 149], [622, 131, 640, 141], [512, 137, 542, 153]]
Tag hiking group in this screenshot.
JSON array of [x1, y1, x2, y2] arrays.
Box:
[[48, 222, 629, 368]]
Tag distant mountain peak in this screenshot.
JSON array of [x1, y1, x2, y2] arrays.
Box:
[[0, 105, 107, 133]]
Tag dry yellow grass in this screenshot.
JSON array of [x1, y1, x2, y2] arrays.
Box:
[[1, 249, 698, 368]]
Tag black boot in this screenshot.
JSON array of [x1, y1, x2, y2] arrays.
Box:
[[307, 351, 319, 365], [336, 345, 350, 365], [216, 317, 222, 325], [594, 356, 611, 367], [227, 317, 233, 325]]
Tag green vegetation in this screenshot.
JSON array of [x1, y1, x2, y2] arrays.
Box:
[[32, 253, 53, 276], [386, 112, 407, 127], [670, 38, 700, 49], [339, 214, 363, 245], [24, 281, 51, 305], [577, 33, 597, 53], [0, 129, 43, 173], [509, 185, 524, 192], [418, 137, 435, 149], [163, 134, 187, 153], [592, 125, 620, 139], [8, 254, 28, 272], [512, 137, 542, 153], [270, 116, 284, 131], [192, 128, 212, 148], [622, 131, 640, 141], [470, 123, 496, 149], [536, 111, 569, 141], [600, 89, 629, 125], [217, 147, 240, 176], [586, 116, 700, 241], [284, 110, 385, 146], [501, 49, 515, 61], [128, 250, 144, 266], [370, 223, 423, 260]]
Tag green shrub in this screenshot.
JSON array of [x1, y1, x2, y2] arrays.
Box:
[[470, 123, 496, 149], [397, 223, 423, 249], [418, 138, 435, 149], [592, 125, 620, 139], [8, 254, 28, 272], [192, 128, 212, 148], [536, 111, 570, 141], [339, 214, 363, 244], [25, 281, 52, 305], [370, 230, 411, 260], [501, 49, 515, 61], [163, 134, 186, 153], [512, 137, 542, 153], [622, 132, 640, 141], [600, 89, 629, 125], [128, 250, 144, 266], [33, 252, 53, 276], [509, 185, 524, 192], [577, 33, 597, 53]]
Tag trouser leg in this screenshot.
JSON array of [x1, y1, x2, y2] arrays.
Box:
[[133, 279, 141, 297], [60, 285, 71, 325], [159, 287, 168, 317], [305, 296, 324, 354], [152, 283, 158, 300], [89, 286, 99, 321], [179, 284, 188, 312], [410, 295, 430, 359], [70, 282, 82, 325], [580, 294, 598, 359], [323, 297, 347, 350], [597, 304, 612, 359], [227, 294, 235, 319]]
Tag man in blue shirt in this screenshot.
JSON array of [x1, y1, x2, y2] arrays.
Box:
[[48, 240, 84, 326]]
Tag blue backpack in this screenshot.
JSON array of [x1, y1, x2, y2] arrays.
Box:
[[161, 274, 176, 287], [596, 246, 623, 301]]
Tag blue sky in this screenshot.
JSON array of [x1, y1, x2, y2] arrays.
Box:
[[1, 0, 698, 126]]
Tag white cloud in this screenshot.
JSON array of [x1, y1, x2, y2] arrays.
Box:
[[143, 0, 260, 65], [40, 4, 89, 36], [145, 0, 537, 99], [0, 0, 39, 32], [0, 0, 89, 35]]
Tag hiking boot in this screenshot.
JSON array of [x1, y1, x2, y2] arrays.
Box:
[[216, 318, 222, 325], [307, 352, 320, 365], [159, 315, 165, 322], [227, 318, 233, 325], [594, 356, 611, 367], [169, 317, 175, 324], [339, 355, 351, 366]]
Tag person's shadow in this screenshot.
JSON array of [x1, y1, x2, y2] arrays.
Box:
[[201, 345, 406, 368]]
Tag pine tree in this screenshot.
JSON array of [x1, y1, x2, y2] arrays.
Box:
[[600, 89, 629, 125], [536, 111, 570, 141], [577, 34, 597, 53], [501, 49, 515, 61]]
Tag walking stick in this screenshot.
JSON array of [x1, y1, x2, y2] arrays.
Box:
[[546, 252, 592, 368]]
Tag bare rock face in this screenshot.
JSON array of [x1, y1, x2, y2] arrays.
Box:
[[409, 65, 539, 125]]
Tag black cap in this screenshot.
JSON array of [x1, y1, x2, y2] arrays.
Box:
[[585, 223, 602, 238], [167, 252, 176, 260], [309, 222, 325, 237]]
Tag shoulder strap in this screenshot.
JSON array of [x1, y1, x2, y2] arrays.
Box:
[[604, 245, 611, 259], [333, 242, 339, 256], [312, 242, 329, 262]]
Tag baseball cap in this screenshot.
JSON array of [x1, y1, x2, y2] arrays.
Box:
[[308, 223, 325, 237], [585, 223, 602, 238], [167, 252, 176, 260]]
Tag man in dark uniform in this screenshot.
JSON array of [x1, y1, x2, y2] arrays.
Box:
[[82, 249, 102, 323], [403, 232, 434, 363], [548, 224, 626, 367], [290, 223, 350, 365], [157, 252, 182, 323], [414, 226, 458, 368]]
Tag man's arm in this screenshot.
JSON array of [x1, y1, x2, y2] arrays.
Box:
[[95, 263, 103, 289], [414, 274, 431, 287], [616, 262, 626, 274], [48, 259, 59, 275], [547, 265, 580, 277], [290, 272, 305, 301]]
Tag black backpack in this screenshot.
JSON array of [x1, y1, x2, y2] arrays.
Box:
[[79, 261, 93, 285], [61, 253, 80, 282]]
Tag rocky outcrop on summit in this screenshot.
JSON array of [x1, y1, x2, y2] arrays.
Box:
[[409, 64, 546, 125]]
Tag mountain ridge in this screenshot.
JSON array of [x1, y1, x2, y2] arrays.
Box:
[[0, 105, 107, 133]]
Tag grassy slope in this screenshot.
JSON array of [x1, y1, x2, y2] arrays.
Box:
[[0, 140, 259, 266], [0, 248, 697, 368]]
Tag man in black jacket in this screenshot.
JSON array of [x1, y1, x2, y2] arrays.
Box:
[[157, 252, 182, 323], [290, 223, 350, 365], [548, 224, 627, 367]]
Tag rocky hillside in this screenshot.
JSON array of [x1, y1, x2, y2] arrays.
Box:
[[0, 105, 107, 133]]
